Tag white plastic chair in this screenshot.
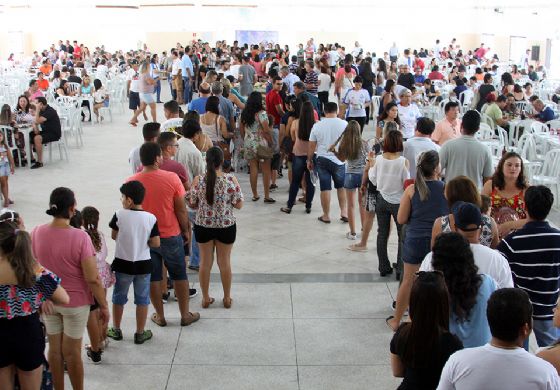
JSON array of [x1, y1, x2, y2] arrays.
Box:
[[532, 148, 560, 206], [530, 121, 549, 134], [47, 139, 69, 163], [98, 98, 113, 123], [459, 89, 474, 110], [0, 125, 19, 163]]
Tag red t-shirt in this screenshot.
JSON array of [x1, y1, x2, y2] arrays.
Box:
[[127, 169, 186, 238], [136, 158, 189, 187], [265, 90, 283, 126]]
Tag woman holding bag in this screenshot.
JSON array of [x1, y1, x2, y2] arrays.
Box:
[[240, 91, 276, 203]]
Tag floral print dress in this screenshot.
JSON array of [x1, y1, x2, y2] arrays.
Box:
[[187, 173, 244, 228], [243, 111, 269, 161]]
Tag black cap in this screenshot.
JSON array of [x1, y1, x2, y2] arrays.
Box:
[[453, 202, 482, 231]]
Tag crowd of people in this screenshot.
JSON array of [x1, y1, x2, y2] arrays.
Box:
[[1, 36, 560, 390]]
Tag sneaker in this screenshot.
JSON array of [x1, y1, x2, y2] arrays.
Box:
[[189, 288, 198, 298], [107, 327, 123, 341], [346, 232, 358, 240], [86, 346, 102, 364], [134, 329, 153, 345], [162, 292, 170, 303]]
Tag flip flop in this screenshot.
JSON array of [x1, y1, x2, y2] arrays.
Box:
[[385, 315, 397, 332], [150, 312, 167, 327], [347, 244, 368, 252], [340, 216, 349, 223], [252, 196, 260, 202], [317, 216, 331, 224]]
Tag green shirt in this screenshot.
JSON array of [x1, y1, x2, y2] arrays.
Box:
[[485, 103, 502, 129]]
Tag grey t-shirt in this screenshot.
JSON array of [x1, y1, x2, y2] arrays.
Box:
[[403, 137, 441, 179], [345, 141, 369, 174], [439, 135, 493, 189], [238, 64, 256, 96]]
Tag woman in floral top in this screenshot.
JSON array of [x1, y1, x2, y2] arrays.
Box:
[[187, 147, 243, 310], [0, 221, 69, 389], [482, 152, 528, 238]]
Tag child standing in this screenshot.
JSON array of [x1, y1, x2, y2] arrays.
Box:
[[0, 131, 15, 207], [107, 181, 160, 344], [82, 206, 115, 364]]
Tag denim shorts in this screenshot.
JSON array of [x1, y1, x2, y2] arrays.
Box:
[[344, 172, 363, 189], [402, 236, 432, 265], [316, 156, 345, 191], [150, 234, 188, 282], [112, 272, 151, 306]]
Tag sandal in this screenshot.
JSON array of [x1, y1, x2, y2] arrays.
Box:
[[180, 312, 200, 326], [150, 312, 167, 327], [347, 244, 368, 252], [201, 297, 215, 308], [129, 121, 138, 127], [252, 196, 260, 202], [280, 207, 292, 214], [223, 298, 233, 309], [298, 196, 306, 203], [385, 315, 398, 332], [340, 216, 349, 223], [264, 198, 276, 204], [317, 216, 331, 224]]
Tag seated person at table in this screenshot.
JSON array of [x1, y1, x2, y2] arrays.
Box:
[[29, 97, 61, 169], [27, 80, 44, 102], [36, 72, 49, 91], [531, 99, 556, 123], [485, 94, 509, 130]]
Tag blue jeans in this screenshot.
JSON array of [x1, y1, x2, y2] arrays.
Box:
[[154, 79, 161, 102], [287, 155, 315, 209], [183, 77, 192, 104], [112, 273, 151, 306], [150, 235, 188, 282], [524, 319, 560, 350], [188, 210, 200, 267]]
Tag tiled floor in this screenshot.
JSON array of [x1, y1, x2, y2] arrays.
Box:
[[18, 87, 556, 389]]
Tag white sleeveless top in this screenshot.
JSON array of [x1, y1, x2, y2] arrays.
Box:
[[368, 155, 410, 204]]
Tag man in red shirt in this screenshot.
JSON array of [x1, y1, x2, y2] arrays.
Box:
[[265, 76, 285, 126], [127, 142, 199, 328]]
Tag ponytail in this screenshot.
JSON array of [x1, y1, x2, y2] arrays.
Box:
[[82, 206, 102, 252], [46, 187, 76, 219], [0, 222, 36, 287], [415, 150, 440, 202], [205, 146, 224, 206]]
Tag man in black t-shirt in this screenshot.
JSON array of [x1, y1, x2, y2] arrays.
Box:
[[67, 68, 82, 84], [29, 97, 61, 169], [397, 65, 415, 90]]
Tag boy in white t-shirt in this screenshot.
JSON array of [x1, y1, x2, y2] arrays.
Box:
[[107, 181, 160, 345]]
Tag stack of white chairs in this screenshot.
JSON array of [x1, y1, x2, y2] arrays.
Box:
[[55, 96, 82, 148], [532, 148, 560, 206]]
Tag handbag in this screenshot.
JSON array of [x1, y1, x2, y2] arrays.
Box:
[[214, 116, 232, 162]]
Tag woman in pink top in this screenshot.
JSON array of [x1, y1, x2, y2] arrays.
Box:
[[31, 187, 109, 390]]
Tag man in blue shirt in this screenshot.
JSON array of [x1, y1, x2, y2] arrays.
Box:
[[532, 99, 556, 122], [497, 186, 560, 348], [413, 67, 425, 86], [181, 46, 194, 105], [188, 82, 210, 114]]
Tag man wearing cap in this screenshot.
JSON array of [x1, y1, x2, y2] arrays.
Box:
[[420, 201, 513, 289], [497, 186, 560, 348]]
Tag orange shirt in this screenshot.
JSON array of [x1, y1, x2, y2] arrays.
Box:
[[127, 169, 186, 238], [39, 64, 52, 76], [37, 79, 49, 91]]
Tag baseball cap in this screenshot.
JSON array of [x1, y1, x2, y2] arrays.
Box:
[[453, 202, 482, 231]]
